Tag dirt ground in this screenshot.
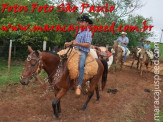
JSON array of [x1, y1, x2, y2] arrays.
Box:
[[0, 67, 163, 122]]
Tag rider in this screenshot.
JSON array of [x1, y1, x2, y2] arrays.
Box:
[[139, 38, 145, 48], [65, 15, 93, 95], [144, 40, 151, 51], [117, 32, 129, 61]]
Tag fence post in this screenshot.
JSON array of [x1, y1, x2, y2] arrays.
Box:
[[8, 40, 12, 73], [43, 41, 47, 51]]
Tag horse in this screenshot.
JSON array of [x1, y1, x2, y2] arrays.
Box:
[[91, 46, 113, 70], [138, 47, 151, 75], [130, 47, 140, 69], [20, 46, 108, 118], [112, 41, 124, 71]]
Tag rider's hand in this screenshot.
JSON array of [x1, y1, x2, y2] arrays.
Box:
[[64, 42, 71, 47], [73, 40, 78, 46]]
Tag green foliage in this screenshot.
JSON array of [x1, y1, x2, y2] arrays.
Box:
[[0, 0, 153, 57]]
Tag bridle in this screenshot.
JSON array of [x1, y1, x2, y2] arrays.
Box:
[[20, 51, 43, 81], [20, 45, 74, 85]]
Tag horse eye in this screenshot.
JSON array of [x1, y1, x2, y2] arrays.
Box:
[[31, 64, 35, 66], [31, 61, 36, 66]]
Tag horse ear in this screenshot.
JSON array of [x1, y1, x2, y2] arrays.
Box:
[[37, 50, 41, 54], [28, 46, 33, 53], [35, 50, 39, 57]]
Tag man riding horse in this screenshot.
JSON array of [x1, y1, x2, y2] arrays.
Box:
[[65, 15, 93, 96], [117, 32, 129, 61]]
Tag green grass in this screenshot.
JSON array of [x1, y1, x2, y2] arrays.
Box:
[[0, 58, 23, 86], [0, 58, 47, 86], [159, 111, 163, 122], [151, 43, 163, 58]]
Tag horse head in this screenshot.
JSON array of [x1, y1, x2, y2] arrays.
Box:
[[20, 46, 42, 85], [112, 40, 119, 50], [139, 47, 146, 60]]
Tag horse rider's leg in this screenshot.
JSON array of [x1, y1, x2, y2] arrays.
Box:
[[123, 47, 127, 61], [52, 88, 68, 118], [95, 86, 100, 101], [78, 51, 88, 86]]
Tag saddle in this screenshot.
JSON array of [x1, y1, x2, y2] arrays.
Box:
[[57, 48, 98, 80], [96, 47, 112, 59], [118, 45, 130, 56], [146, 50, 154, 59], [137, 48, 154, 59]]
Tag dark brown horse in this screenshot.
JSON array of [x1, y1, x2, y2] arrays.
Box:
[[20, 46, 108, 118]]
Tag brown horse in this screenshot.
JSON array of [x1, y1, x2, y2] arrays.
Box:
[[20, 46, 108, 118], [138, 47, 151, 75], [112, 41, 123, 71]]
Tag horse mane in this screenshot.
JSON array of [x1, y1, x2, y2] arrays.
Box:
[[42, 51, 59, 56]]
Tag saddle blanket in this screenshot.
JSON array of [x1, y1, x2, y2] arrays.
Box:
[[57, 48, 98, 80]]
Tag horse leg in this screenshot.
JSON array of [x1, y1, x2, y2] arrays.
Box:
[[95, 86, 100, 101], [120, 59, 123, 70], [52, 97, 59, 118], [52, 88, 68, 118], [130, 59, 135, 69], [35, 75, 48, 89], [82, 91, 94, 111], [82, 72, 102, 110], [140, 63, 143, 76], [137, 60, 139, 69], [57, 100, 61, 113]]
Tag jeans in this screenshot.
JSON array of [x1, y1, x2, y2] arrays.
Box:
[[123, 46, 127, 61], [78, 50, 88, 86]]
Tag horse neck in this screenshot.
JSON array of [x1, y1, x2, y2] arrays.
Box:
[[41, 52, 60, 76]]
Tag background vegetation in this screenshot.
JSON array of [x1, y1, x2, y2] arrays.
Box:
[[0, 0, 154, 59]]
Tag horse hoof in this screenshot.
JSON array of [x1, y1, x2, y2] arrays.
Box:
[[58, 110, 61, 113], [96, 97, 100, 101], [55, 113, 59, 118], [82, 106, 86, 111]]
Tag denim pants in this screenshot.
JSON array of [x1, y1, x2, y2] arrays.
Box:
[[78, 50, 88, 86], [123, 46, 127, 61]]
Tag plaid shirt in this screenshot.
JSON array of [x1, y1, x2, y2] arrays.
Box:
[[74, 28, 92, 52], [117, 36, 129, 48]]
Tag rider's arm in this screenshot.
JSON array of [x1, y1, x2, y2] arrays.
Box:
[[73, 31, 92, 48], [123, 37, 129, 45], [73, 41, 91, 48]]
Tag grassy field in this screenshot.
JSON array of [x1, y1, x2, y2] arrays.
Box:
[[151, 43, 163, 58], [0, 58, 23, 86], [0, 58, 47, 86]]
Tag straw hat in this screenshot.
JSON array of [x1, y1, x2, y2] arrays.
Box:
[[146, 40, 151, 43], [121, 32, 127, 35]]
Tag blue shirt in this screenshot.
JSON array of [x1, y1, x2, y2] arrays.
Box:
[[139, 42, 145, 48], [74, 28, 92, 53], [144, 44, 151, 50], [117, 36, 129, 47]]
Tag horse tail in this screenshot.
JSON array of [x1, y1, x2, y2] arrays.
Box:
[[100, 59, 108, 90]]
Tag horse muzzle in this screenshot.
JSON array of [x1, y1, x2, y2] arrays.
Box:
[[20, 80, 29, 85], [20, 76, 30, 85]]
